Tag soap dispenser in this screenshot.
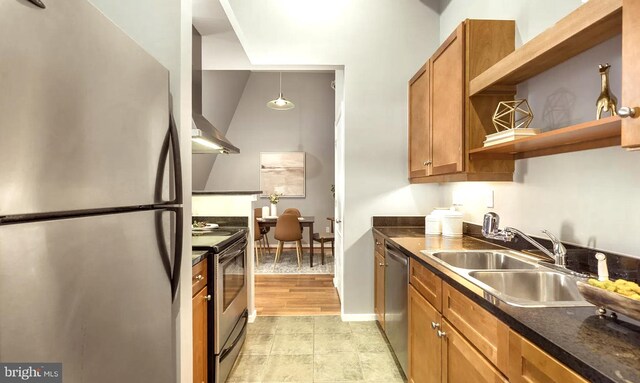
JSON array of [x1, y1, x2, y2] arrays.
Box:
[[595, 252, 609, 281]]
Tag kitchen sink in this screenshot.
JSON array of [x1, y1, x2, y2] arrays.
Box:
[[468, 270, 590, 307], [430, 251, 537, 270]]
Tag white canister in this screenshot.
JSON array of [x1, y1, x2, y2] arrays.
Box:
[[441, 210, 463, 237], [425, 208, 449, 236], [261, 206, 270, 218], [425, 215, 441, 235]]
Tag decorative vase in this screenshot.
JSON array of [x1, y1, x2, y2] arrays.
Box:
[[270, 203, 277, 217]]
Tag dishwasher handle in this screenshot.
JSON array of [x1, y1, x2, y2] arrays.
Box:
[[385, 246, 409, 266]]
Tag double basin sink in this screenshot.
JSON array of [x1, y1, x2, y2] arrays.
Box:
[[420, 250, 590, 307]]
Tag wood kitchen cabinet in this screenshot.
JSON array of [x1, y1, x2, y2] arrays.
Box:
[[409, 62, 431, 178], [192, 259, 209, 383], [509, 330, 587, 383], [408, 285, 441, 383], [409, 284, 506, 383], [408, 259, 587, 383], [430, 24, 465, 176], [373, 233, 385, 329], [408, 19, 516, 183], [622, 0, 640, 148], [442, 319, 507, 383]]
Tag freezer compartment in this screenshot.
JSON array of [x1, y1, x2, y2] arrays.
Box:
[[0, 209, 179, 383], [0, 0, 175, 216]]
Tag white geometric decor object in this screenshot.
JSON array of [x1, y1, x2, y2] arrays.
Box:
[[484, 99, 539, 147]]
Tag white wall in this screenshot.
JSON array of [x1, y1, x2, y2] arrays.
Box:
[[86, 1, 193, 382], [205, 72, 336, 239], [218, 0, 442, 315], [192, 70, 251, 189], [438, 0, 640, 258]]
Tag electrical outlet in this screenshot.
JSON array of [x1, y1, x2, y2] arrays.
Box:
[[486, 189, 494, 208], [325, 226, 330, 233]]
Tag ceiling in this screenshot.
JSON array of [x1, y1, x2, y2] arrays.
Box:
[[192, 0, 233, 36]]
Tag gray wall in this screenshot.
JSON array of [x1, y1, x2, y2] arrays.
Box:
[[439, 1, 640, 257], [206, 72, 336, 240], [192, 70, 250, 189]]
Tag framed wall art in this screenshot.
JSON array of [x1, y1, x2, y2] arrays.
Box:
[[260, 152, 306, 198]]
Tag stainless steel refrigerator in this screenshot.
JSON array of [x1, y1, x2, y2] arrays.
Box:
[[0, 1, 183, 382]]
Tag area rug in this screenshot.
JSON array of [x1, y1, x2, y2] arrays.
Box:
[[255, 248, 334, 274]]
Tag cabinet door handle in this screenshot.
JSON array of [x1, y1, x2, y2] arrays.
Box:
[[431, 321, 440, 329], [194, 274, 204, 281], [423, 161, 432, 166], [204, 294, 212, 301], [618, 106, 638, 118], [378, 262, 387, 267], [375, 241, 381, 246], [437, 330, 447, 338]]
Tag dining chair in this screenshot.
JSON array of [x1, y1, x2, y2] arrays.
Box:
[[312, 217, 335, 265], [254, 214, 264, 267], [254, 207, 272, 254], [273, 213, 303, 269], [282, 208, 301, 217]]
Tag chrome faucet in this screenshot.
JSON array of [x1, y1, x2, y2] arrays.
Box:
[[482, 212, 567, 267]]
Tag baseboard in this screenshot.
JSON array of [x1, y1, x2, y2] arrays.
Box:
[[341, 313, 376, 322], [248, 309, 257, 323]]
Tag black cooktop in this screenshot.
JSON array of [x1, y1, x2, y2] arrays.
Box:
[[192, 227, 247, 253]]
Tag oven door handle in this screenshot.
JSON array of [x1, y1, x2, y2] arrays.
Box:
[[219, 310, 248, 360], [218, 247, 245, 264]]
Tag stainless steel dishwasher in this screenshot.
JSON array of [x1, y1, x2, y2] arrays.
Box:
[[384, 243, 409, 375]]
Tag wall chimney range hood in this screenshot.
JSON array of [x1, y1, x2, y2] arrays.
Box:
[[191, 26, 239, 154]]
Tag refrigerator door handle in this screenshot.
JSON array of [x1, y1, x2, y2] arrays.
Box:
[[169, 109, 183, 205], [28, 0, 46, 8], [170, 206, 184, 301]]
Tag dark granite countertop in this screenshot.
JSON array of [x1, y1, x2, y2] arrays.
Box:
[[192, 250, 208, 266], [373, 226, 640, 383], [192, 190, 262, 195]]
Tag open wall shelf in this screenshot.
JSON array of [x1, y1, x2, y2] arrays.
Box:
[[469, 116, 621, 160], [469, 0, 623, 96]]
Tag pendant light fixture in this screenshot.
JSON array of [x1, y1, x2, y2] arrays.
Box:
[[267, 72, 295, 111]]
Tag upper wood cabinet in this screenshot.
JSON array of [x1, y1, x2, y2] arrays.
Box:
[[409, 63, 431, 178], [431, 24, 465, 175], [409, 19, 516, 183], [621, 0, 640, 148]]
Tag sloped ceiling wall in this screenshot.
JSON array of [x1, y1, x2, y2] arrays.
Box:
[[192, 70, 250, 190]]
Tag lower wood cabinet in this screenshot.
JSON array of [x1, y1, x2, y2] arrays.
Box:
[[409, 284, 506, 383], [408, 259, 587, 383], [442, 282, 509, 372], [508, 331, 587, 383], [193, 286, 208, 383], [409, 285, 441, 383], [193, 259, 209, 383], [442, 319, 507, 383], [374, 251, 385, 329]]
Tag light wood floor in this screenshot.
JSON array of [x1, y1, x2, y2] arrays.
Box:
[[255, 274, 341, 316]]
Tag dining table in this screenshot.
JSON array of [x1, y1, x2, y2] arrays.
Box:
[[256, 216, 317, 267]]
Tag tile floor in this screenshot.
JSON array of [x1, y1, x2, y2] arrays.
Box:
[[227, 316, 406, 383]]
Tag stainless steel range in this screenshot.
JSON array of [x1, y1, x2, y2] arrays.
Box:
[[193, 228, 248, 383]]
